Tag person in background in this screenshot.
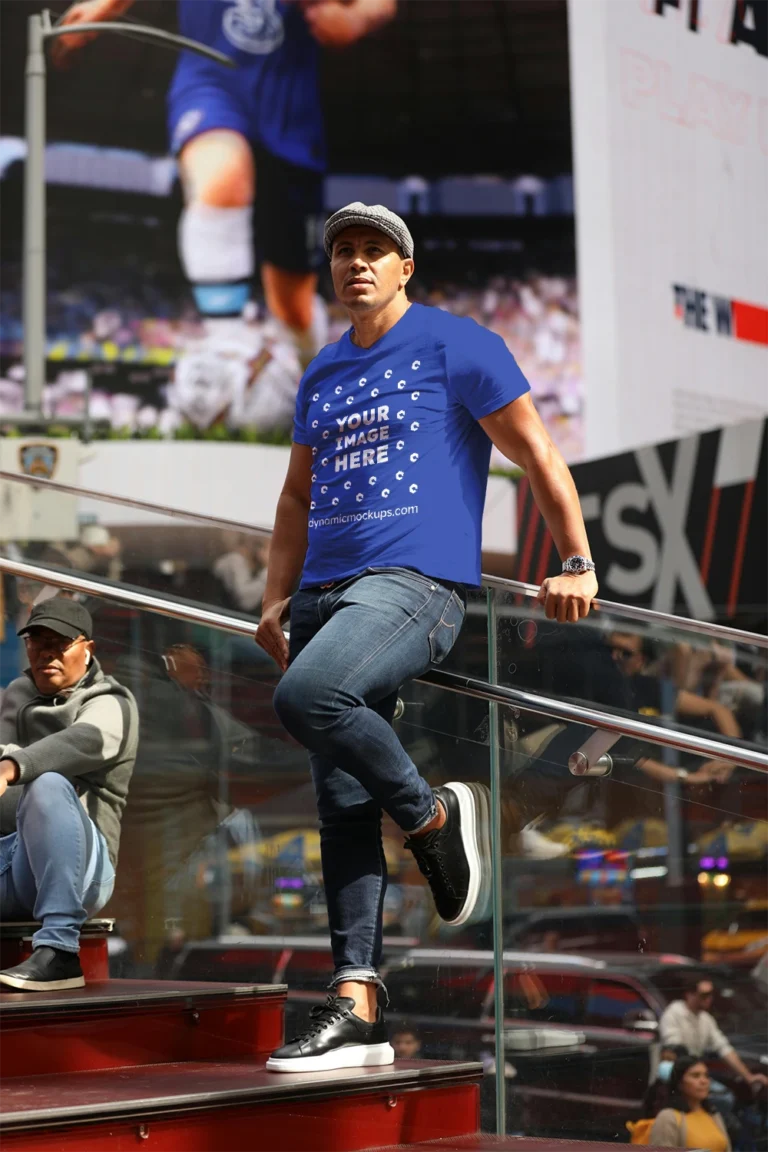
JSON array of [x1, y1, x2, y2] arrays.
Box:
[[0, 598, 138, 991], [214, 535, 270, 614], [391, 1026, 421, 1060], [660, 975, 768, 1092], [643, 1044, 690, 1118], [650, 1057, 731, 1151]]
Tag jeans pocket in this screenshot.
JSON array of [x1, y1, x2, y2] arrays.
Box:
[[428, 591, 466, 665]]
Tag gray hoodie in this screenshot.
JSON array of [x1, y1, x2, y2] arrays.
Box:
[[0, 660, 138, 868]]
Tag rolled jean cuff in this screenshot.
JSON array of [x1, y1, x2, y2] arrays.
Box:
[[405, 795, 437, 835], [330, 966, 389, 1001]]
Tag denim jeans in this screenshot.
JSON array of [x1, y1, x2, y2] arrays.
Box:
[[273, 567, 466, 987], [0, 774, 115, 954]]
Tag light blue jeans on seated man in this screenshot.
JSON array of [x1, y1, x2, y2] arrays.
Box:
[[0, 773, 115, 953], [272, 567, 466, 991]]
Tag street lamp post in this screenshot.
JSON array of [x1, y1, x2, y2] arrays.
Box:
[[18, 9, 234, 427]]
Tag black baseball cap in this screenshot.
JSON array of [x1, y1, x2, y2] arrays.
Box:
[[18, 597, 93, 641]]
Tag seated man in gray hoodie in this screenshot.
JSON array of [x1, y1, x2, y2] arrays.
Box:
[[0, 597, 138, 991]]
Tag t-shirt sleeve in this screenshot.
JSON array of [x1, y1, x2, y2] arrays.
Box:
[[292, 375, 311, 445], [446, 317, 530, 420]]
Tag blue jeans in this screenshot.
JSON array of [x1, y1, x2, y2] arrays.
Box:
[[0, 774, 115, 954], [273, 567, 466, 987]]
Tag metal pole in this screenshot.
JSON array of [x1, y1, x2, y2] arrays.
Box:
[[20, 9, 234, 429], [23, 13, 47, 419], [487, 588, 507, 1136]]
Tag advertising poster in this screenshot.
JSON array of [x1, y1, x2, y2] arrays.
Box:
[[0, 0, 582, 464], [569, 0, 768, 459]]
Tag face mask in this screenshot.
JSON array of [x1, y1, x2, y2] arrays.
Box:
[[657, 1060, 674, 1083]]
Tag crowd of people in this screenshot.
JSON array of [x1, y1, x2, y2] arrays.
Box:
[[0, 269, 583, 459]]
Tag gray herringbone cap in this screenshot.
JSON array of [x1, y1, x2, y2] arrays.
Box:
[[323, 202, 414, 259]]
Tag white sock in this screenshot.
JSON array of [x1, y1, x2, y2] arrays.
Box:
[[178, 203, 253, 316]]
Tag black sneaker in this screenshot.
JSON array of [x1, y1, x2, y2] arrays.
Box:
[[0, 946, 85, 991], [405, 781, 490, 927], [266, 995, 394, 1073]]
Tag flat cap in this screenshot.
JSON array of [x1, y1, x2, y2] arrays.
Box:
[[323, 202, 414, 259]]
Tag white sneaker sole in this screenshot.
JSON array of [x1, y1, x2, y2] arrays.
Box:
[[466, 782, 493, 925], [0, 973, 85, 991], [266, 1041, 395, 1074], [443, 781, 486, 927]]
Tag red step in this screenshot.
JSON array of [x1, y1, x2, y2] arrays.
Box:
[[0, 919, 112, 981], [0, 980, 285, 1077], [369, 1138, 670, 1151], [0, 1058, 482, 1151]]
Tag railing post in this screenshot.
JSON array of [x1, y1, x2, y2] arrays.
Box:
[[487, 588, 506, 1136]]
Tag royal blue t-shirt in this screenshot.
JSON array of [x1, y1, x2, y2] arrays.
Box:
[[293, 304, 530, 588]]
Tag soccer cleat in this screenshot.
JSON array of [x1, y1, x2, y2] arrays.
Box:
[[405, 781, 490, 927], [266, 995, 394, 1073], [0, 946, 85, 991]]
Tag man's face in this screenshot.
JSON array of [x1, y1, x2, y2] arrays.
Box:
[[608, 632, 645, 676], [330, 226, 413, 313], [25, 627, 93, 694], [685, 981, 715, 1014]]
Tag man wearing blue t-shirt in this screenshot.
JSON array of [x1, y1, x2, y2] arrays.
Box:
[[257, 202, 598, 1073]]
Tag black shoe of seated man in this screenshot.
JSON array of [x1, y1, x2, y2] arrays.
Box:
[[405, 782, 489, 927], [266, 995, 395, 1073], [0, 946, 85, 991]]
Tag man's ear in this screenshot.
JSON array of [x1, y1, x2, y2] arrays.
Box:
[[84, 640, 95, 666], [400, 257, 415, 289]]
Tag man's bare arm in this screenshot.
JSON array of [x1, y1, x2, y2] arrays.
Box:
[[677, 689, 742, 739], [256, 443, 313, 670], [480, 394, 597, 622]]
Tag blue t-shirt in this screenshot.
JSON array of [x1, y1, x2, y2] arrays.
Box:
[[170, 1, 324, 172], [294, 303, 530, 588]]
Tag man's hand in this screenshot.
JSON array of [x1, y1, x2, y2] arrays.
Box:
[[302, 1, 369, 46], [748, 1072, 768, 1090], [255, 598, 292, 672], [0, 759, 19, 798], [51, 0, 133, 67], [686, 759, 734, 785], [536, 571, 598, 623]]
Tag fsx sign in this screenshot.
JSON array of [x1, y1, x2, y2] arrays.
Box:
[[516, 419, 766, 621]]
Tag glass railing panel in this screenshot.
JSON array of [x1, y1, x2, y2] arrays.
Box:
[[491, 584, 768, 757], [0, 569, 505, 1123], [488, 697, 768, 1142], [0, 471, 271, 620]]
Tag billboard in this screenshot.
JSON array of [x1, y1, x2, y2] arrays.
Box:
[[518, 417, 767, 623], [0, 1, 582, 462], [568, 0, 768, 460]]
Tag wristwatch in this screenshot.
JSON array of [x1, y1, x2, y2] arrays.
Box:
[[676, 768, 689, 783], [562, 555, 596, 575]]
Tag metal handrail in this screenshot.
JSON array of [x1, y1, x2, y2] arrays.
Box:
[[482, 573, 768, 648], [2, 471, 765, 648], [0, 472, 272, 536], [2, 556, 766, 774]]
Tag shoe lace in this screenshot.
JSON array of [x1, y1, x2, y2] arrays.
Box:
[[290, 996, 348, 1042], [407, 832, 455, 895]]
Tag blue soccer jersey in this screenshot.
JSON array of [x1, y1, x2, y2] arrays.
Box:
[[294, 304, 531, 588], [168, 0, 325, 172]]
